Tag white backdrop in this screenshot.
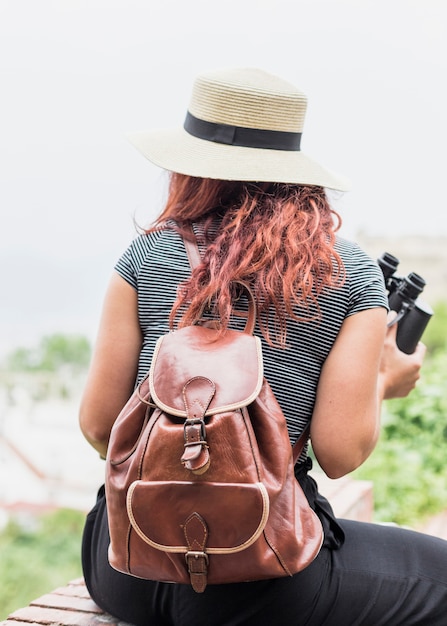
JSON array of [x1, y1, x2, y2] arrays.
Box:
[[1, 0, 446, 353]]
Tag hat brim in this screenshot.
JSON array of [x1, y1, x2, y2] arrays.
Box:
[[126, 128, 351, 192]]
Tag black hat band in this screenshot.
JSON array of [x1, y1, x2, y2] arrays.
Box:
[[184, 111, 301, 151]]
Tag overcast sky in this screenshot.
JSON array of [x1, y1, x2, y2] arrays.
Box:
[[1, 0, 446, 354]]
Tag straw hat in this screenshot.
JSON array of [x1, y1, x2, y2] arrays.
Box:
[[127, 68, 350, 191]]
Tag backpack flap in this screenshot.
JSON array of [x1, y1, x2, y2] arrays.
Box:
[[148, 324, 264, 476], [149, 325, 263, 417]]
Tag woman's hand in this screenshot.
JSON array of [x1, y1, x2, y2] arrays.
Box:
[[378, 312, 426, 400]]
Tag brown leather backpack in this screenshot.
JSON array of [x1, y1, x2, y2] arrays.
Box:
[[105, 232, 323, 593]]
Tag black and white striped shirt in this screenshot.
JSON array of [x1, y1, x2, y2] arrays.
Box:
[[115, 223, 388, 448]]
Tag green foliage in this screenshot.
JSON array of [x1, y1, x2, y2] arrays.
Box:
[[5, 334, 91, 373], [422, 300, 447, 354], [0, 508, 85, 620], [353, 347, 447, 526]]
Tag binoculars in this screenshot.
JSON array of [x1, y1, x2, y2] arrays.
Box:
[[377, 252, 433, 354]]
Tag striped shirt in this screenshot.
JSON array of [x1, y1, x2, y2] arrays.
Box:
[[115, 222, 388, 453]]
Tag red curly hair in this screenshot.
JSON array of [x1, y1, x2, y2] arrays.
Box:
[[150, 173, 344, 347]]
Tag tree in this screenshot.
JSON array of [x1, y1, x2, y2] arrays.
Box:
[[5, 334, 91, 373]]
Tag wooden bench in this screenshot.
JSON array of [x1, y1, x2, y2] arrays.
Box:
[[0, 578, 124, 626], [1, 476, 373, 625]]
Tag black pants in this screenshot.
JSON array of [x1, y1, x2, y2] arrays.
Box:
[[82, 484, 447, 626]]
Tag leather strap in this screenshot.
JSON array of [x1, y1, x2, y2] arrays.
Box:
[[183, 225, 202, 270], [183, 223, 311, 467], [292, 424, 310, 465], [181, 224, 257, 335], [183, 512, 209, 593]]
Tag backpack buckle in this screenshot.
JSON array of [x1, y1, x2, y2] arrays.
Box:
[[181, 418, 210, 474], [185, 551, 209, 593], [183, 417, 206, 440], [184, 511, 209, 593]]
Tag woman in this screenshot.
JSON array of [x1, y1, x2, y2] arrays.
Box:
[[80, 68, 447, 625]]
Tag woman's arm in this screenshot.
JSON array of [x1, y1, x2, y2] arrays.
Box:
[[310, 308, 425, 479], [79, 272, 142, 458]]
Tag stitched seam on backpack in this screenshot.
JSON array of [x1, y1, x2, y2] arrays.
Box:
[[126, 481, 270, 554]]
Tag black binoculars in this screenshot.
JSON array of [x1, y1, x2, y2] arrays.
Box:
[[377, 252, 433, 354]]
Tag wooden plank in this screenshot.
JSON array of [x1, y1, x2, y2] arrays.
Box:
[[30, 590, 102, 613], [6, 605, 107, 626]]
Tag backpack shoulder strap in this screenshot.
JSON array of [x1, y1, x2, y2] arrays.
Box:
[[182, 222, 311, 466], [181, 223, 256, 335], [292, 424, 310, 465], [182, 223, 202, 270]]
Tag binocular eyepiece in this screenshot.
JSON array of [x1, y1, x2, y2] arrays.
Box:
[[377, 252, 433, 354]]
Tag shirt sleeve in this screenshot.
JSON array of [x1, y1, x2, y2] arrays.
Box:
[[115, 243, 138, 289], [114, 231, 163, 290], [346, 243, 389, 316]]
